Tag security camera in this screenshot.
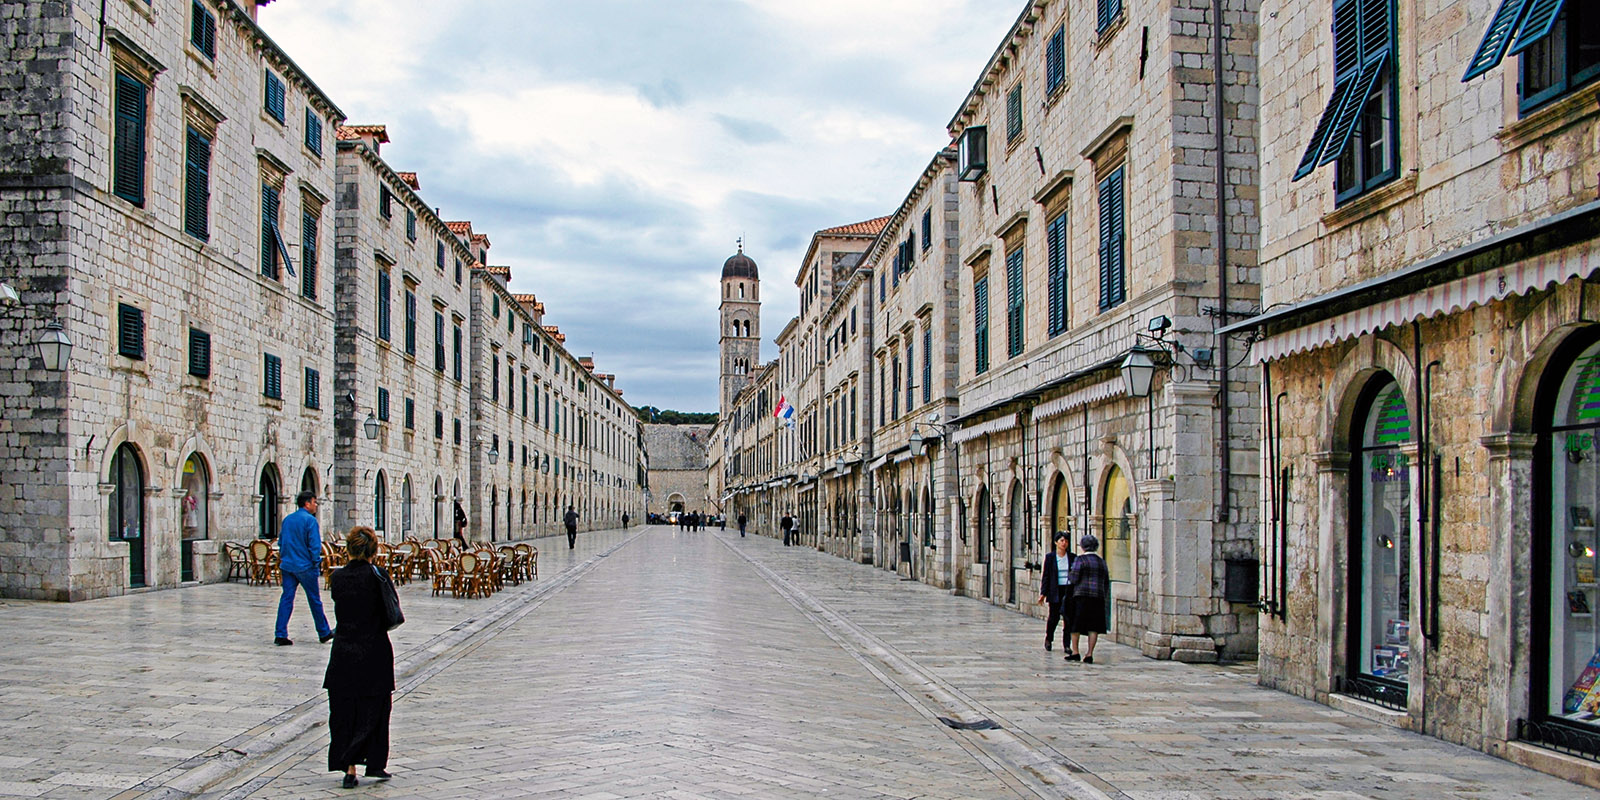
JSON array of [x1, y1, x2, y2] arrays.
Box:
[[0, 282, 18, 307], [926, 412, 940, 424]]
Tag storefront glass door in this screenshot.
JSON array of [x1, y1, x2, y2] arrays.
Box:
[[1347, 377, 1411, 708]]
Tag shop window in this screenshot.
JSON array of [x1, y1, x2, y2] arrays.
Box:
[[1345, 376, 1412, 709], [109, 443, 146, 587], [1103, 465, 1132, 583], [1533, 337, 1600, 755], [180, 453, 208, 582]]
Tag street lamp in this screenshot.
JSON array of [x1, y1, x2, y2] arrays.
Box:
[[1120, 348, 1157, 398], [488, 445, 499, 465], [362, 412, 379, 440], [542, 454, 550, 474], [909, 428, 925, 457], [34, 319, 71, 372]]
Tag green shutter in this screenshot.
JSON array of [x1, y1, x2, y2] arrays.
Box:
[[260, 183, 280, 277], [113, 74, 146, 205], [300, 210, 317, 299], [404, 290, 416, 354], [191, 1, 216, 60], [117, 303, 144, 360], [1098, 169, 1128, 311], [1006, 248, 1024, 357], [188, 328, 210, 378], [974, 275, 990, 374], [184, 127, 211, 240], [1046, 26, 1066, 95], [1508, 0, 1566, 55], [264, 71, 285, 122], [1006, 84, 1023, 141], [922, 328, 932, 404], [377, 271, 391, 341], [1294, 0, 1394, 180], [304, 109, 322, 156], [1047, 211, 1068, 336], [264, 354, 281, 399]]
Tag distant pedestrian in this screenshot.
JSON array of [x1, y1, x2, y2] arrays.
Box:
[[737, 512, 747, 538], [453, 502, 468, 545], [274, 491, 333, 647], [564, 505, 579, 549], [1038, 532, 1074, 654], [325, 526, 395, 788], [1067, 533, 1110, 664], [622, 512, 630, 528], [780, 512, 794, 546], [719, 515, 726, 531]]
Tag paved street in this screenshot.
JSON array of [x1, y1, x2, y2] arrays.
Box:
[[0, 528, 1594, 799]]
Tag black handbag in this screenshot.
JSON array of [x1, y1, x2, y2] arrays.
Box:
[[372, 565, 405, 631]]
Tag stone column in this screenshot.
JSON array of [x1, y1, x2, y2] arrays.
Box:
[[1482, 432, 1535, 751], [1312, 450, 1352, 697]]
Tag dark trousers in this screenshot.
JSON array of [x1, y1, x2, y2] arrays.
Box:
[[1045, 596, 1073, 650], [566, 526, 576, 548], [782, 527, 791, 546], [738, 523, 745, 537], [327, 691, 391, 773]]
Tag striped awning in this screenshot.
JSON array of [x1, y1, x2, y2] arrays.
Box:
[[1032, 379, 1126, 421], [952, 413, 1018, 444], [1256, 241, 1599, 362]]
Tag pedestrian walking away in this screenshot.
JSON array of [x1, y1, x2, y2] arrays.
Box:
[[718, 515, 726, 531], [737, 512, 747, 538], [453, 501, 468, 546], [622, 512, 629, 528], [780, 511, 794, 546], [1038, 532, 1075, 655], [324, 526, 396, 789], [564, 505, 579, 549], [1067, 533, 1111, 664], [274, 491, 333, 646]]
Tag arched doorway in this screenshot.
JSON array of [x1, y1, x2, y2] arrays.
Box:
[[109, 443, 146, 587], [1534, 332, 1600, 746], [1009, 479, 1026, 605], [374, 471, 388, 537], [401, 475, 414, 539], [668, 493, 685, 513], [433, 476, 443, 539], [300, 467, 318, 498], [1345, 375, 1412, 707], [1102, 466, 1132, 583], [490, 486, 499, 541], [180, 453, 209, 582], [976, 485, 992, 599], [1049, 472, 1072, 539], [258, 465, 281, 540], [506, 486, 513, 540], [922, 486, 933, 548]]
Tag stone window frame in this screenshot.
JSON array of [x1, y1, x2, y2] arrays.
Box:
[[1083, 120, 1130, 314], [108, 39, 163, 208]]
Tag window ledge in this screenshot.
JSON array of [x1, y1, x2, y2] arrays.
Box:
[[1497, 81, 1600, 151], [1094, 13, 1128, 51], [1320, 171, 1419, 232]]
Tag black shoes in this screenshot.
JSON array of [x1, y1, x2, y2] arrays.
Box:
[[1045, 640, 1053, 651], [366, 769, 392, 781], [274, 637, 293, 646], [341, 774, 358, 789], [1064, 653, 1080, 662], [1083, 656, 1095, 664], [319, 632, 335, 644]]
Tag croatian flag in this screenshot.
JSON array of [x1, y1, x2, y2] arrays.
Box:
[[774, 396, 796, 429]]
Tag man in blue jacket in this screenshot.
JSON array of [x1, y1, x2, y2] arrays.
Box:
[[274, 491, 334, 646]]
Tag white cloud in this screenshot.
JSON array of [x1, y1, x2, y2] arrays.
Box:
[[261, 0, 1022, 411]]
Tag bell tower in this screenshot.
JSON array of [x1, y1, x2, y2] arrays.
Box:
[[719, 242, 760, 415]]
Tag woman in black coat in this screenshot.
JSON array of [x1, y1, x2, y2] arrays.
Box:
[[325, 526, 396, 788], [1037, 532, 1074, 655]]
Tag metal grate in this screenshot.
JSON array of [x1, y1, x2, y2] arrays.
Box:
[[938, 717, 1001, 731], [1337, 674, 1408, 711], [1519, 718, 1600, 763]]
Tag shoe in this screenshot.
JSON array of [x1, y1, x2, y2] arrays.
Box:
[[274, 637, 293, 646], [1083, 656, 1094, 664], [365, 769, 392, 781], [319, 632, 335, 644], [1064, 653, 1080, 662], [342, 774, 358, 789], [1045, 640, 1053, 651]]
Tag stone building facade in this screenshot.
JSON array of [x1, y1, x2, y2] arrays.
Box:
[[0, 0, 343, 599], [1223, 0, 1600, 782], [0, 0, 643, 599], [645, 424, 712, 517], [942, 0, 1261, 660], [332, 126, 473, 542]]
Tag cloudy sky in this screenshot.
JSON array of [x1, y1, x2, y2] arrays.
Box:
[[262, 0, 1021, 412]]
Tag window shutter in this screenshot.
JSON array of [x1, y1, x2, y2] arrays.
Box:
[[1108, 168, 1126, 308], [300, 210, 318, 299], [974, 276, 990, 374], [1046, 26, 1066, 95], [406, 209, 416, 241], [1507, 0, 1565, 55], [117, 303, 145, 360], [113, 74, 146, 205], [921, 209, 932, 250], [304, 109, 322, 156], [378, 387, 389, 421], [1462, 0, 1534, 79], [376, 271, 391, 341], [1047, 211, 1068, 336], [1006, 84, 1023, 141], [264, 71, 285, 122], [436, 241, 445, 269], [188, 328, 211, 378], [906, 341, 915, 409], [191, 1, 216, 60], [264, 354, 281, 399], [922, 328, 932, 403], [184, 127, 211, 240], [405, 397, 415, 429], [1098, 169, 1127, 311], [434, 311, 446, 371], [305, 368, 320, 409], [260, 183, 280, 277], [1006, 248, 1025, 357], [404, 290, 416, 355], [1293, 0, 1393, 180]]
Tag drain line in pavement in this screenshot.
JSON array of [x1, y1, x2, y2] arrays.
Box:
[[723, 536, 1129, 800], [116, 531, 646, 800]]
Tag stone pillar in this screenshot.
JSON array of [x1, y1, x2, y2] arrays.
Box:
[[1312, 450, 1352, 697], [1483, 432, 1535, 751]]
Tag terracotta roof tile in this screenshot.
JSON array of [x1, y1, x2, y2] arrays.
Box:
[[484, 265, 510, 277], [470, 233, 490, 247], [335, 124, 389, 143], [395, 172, 420, 190], [511, 293, 538, 304], [818, 216, 891, 237], [445, 221, 473, 235]]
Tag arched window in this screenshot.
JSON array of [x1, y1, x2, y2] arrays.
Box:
[[401, 475, 414, 536], [434, 476, 444, 539], [258, 465, 281, 541], [300, 467, 318, 497], [1008, 480, 1027, 604], [109, 443, 146, 587], [1348, 375, 1412, 701], [490, 487, 499, 541], [739, 282, 745, 298], [975, 486, 992, 565], [1049, 473, 1072, 539], [181, 454, 210, 582], [374, 470, 388, 535]]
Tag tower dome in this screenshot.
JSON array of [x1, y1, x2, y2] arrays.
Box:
[[722, 246, 758, 280]]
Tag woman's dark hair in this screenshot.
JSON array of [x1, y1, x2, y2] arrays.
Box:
[[1053, 531, 1070, 543], [346, 526, 379, 561]]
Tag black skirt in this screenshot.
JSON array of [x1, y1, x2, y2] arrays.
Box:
[[1071, 595, 1108, 634], [327, 690, 392, 773]]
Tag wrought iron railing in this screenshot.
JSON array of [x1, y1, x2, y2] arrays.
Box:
[[1519, 717, 1600, 763], [1336, 674, 1408, 712]]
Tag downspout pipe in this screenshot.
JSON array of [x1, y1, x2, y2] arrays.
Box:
[[1213, 0, 1231, 524]]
